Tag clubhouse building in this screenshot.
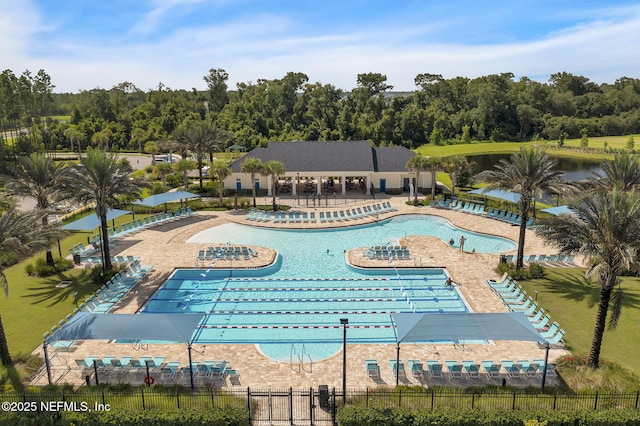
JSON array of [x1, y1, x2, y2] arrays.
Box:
[[225, 140, 432, 197]]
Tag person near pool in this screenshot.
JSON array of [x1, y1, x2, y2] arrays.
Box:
[[459, 235, 466, 251], [449, 238, 455, 246]]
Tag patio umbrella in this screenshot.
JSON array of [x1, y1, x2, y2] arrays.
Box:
[[541, 205, 575, 216], [60, 209, 131, 231]]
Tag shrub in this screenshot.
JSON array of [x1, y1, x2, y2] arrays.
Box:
[[25, 257, 74, 277], [498, 261, 545, 280]]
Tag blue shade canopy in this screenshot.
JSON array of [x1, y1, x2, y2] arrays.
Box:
[[60, 209, 131, 231], [133, 190, 200, 207], [46, 313, 205, 343], [541, 205, 575, 216], [468, 188, 521, 203], [392, 312, 547, 343]]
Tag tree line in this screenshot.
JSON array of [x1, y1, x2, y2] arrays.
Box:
[[1, 68, 640, 164]]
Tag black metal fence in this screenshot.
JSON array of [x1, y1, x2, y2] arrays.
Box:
[[2, 387, 639, 425]]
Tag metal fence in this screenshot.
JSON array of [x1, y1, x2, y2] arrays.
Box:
[[3, 387, 639, 425]]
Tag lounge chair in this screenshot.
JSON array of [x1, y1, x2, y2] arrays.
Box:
[[461, 360, 480, 379], [389, 359, 405, 377], [426, 360, 443, 379], [445, 360, 464, 378], [501, 360, 522, 378], [365, 359, 379, 379], [481, 360, 501, 378], [517, 360, 539, 377], [408, 360, 424, 379]]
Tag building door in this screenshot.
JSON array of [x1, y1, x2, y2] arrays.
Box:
[[379, 179, 386, 193], [403, 178, 410, 192], [236, 179, 242, 192]]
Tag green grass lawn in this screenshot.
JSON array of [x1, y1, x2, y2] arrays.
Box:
[[415, 136, 639, 161], [519, 268, 640, 375]]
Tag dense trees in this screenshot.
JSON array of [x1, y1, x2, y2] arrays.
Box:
[[1, 68, 640, 161]]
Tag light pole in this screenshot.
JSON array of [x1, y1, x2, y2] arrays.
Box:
[[340, 318, 348, 404]]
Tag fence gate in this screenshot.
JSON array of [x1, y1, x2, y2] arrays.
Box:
[[249, 387, 336, 425]]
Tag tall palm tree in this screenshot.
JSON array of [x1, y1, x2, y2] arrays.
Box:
[[61, 148, 146, 272], [585, 151, 640, 192], [535, 189, 640, 368], [173, 121, 228, 190], [261, 160, 285, 211], [211, 159, 231, 207], [174, 159, 196, 190], [474, 147, 573, 269], [241, 157, 263, 208], [0, 208, 54, 365], [5, 153, 66, 266], [406, 155, 426, 204]]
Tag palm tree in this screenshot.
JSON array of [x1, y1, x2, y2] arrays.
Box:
[[535, 189, 640, 368], [241, 157, 263, 207], [211, 159, 231, 207], [406, 155, 426, 204], [61, 148, 146, 272], [444, 155, 469, 198], [5, 153, 66, 266], [585, 151, 640, 192], [174, 159, 196, 190], [173, 121, 228, 190], [424, 157, 442, 202], [261, 160, 285, 211], [474, 147, 573, 269], [155, 162, 174, 191], [0, 207, 54, 365]]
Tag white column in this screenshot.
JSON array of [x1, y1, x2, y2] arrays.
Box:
[[316, 175, 322, 195], [366, 175, 371, 195], [267, 177, 273, 197], [341, 176, 346, 195], [292, 175, 298, 196]]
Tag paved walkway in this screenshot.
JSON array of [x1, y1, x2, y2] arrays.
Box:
[[37, 196, 571, 389]]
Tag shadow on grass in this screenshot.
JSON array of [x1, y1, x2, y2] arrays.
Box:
[[21, 270, 97, 308], [532, 271, 640, 310]]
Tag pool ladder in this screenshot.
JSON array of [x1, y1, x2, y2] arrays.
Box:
[[290, 344, 313, 373]]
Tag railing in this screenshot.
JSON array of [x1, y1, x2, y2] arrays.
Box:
[[3, 387, 640, 425]]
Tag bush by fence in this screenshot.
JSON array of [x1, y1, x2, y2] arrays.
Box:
[[1, 387, 640, 425]]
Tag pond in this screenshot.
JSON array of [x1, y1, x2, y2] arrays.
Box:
[[467, 154, 602, 181]]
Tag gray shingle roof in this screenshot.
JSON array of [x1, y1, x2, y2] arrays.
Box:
[[230, 141, 414, 173]]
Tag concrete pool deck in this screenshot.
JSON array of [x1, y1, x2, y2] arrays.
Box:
[[37, 196, 571, 389]]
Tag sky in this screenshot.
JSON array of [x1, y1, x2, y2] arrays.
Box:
[[2, 0, 640, 93]]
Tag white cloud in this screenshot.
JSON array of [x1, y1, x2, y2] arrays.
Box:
[[8, 2, 640, 92]]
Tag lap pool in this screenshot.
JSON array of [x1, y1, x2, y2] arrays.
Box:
[[141, 214, 513, 361]]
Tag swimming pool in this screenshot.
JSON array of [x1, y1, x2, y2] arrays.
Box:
[[142, 268, 466, 361], [186, 214, 515, 278], [140, 214, 509, 361]]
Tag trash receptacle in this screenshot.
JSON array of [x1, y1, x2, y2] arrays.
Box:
[[499, 255, 507, 264], [73, 254, 81, 265], [318, 385, 329, 409]]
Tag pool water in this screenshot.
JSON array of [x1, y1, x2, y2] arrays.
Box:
[[185, 214, 515, 278], [141, 214, 511, 361]]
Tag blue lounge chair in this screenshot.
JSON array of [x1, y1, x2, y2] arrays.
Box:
[[501, 360, 522, 378], [389, 359, 405, 377], [481, 360, 501, 378], [365, 359, 379, 379], [408, 360, 424, 379], [426, 360, 443, 379], [461, 360, 480, 378], [445, 360, 464, 378]]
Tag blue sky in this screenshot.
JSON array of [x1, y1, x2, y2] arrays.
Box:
[[3, 0, 640, 93]]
